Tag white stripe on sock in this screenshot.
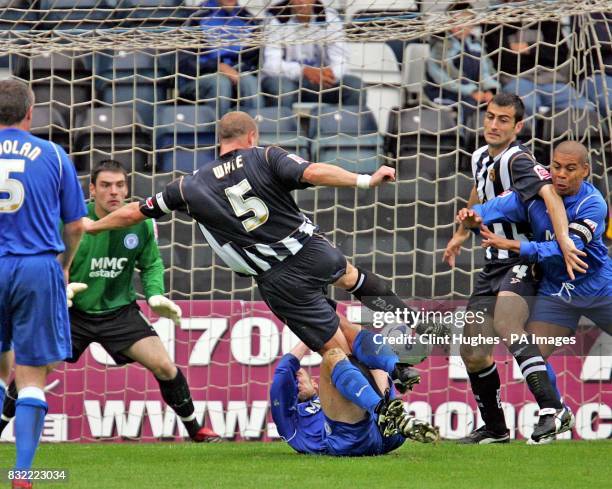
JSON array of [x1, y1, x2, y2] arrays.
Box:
[[519, 356, 544, 371], [478, 364, 497, 378], [523, 365, 548, 377], [347, 273, 366, 293], [180, 413, 196, 422], [18, 386, 46, 402]]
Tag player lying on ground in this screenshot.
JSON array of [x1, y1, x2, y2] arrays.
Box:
[[0, 160, 219, 443], [271, 337, 437, 456], [0, 80, 87, 489], [83, 111, 429, 428], [459, 141, 611, 443], [442, 93, 584, 444]]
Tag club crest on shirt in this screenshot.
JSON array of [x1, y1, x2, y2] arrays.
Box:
[[489, 168, 496, 181], [124, 233, 139, 250]]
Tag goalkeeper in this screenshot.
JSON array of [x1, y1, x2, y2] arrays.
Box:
[[0, 160, 218, 443]]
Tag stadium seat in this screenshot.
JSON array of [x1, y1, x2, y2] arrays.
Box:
[[0, 0, 38, 31], [154, 104, 217, 173], [246, 107, 309, 159], [347, 42, 402, 132], [38, 0, 115, 30], [30, 106, 69, 150], [385, 106, 459, 182], [113, 0, 191, 29], [73, 107, 152, 174], [309, 105, 382, 173], [94, 50, 170, 128]]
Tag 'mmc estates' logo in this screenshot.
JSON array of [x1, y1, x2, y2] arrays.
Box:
[[89, 257, 128, 278]]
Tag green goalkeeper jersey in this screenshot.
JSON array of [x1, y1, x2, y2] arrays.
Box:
[[69, 202, 165, 314]]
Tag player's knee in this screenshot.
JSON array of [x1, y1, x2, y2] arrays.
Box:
[[151, 359, 177, 381], [460, 344, 492, 372], [322, 348, 347, 370]]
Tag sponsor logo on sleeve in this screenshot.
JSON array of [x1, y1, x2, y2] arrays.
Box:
[[584, 218, 597, 233], [533, 164, 551, 180], [145, 197, 154, 209], [287, 154, 308, 165]]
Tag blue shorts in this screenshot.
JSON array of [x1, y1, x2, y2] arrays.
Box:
[[324, 414, 405, 457], [529, 295, 612, 334], [0, 254, 71, 366]]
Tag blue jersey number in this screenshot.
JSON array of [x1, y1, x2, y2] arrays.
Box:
[[0, 159, 25, 213]]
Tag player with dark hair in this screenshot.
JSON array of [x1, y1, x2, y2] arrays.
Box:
[[0, 159, 219, 444], [0, 79, 87, 489], [83, 111, 433, 434], [443, 92, 586, 444], [271, 313, 438, 457], [459, 141, 611, 443]]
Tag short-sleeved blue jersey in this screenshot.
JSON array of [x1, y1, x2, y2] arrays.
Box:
[[473, 181, 612, 297], [0, 128, 86, 256]]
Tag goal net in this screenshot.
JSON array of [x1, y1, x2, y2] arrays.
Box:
[[0, 0, 610, 443]]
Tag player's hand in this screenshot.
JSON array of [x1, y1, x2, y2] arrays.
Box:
[[456, 208, 482, 228], [369, 166, 396, 187], [67, 282, 88, 308], [480, 225, 514, 250], [218, 63, 239, 85], [443, 229, 468, 267], [557, 235, 588, 280], [148, 295, 182, 326]]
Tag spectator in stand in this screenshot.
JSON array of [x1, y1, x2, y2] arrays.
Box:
[[179, 0, 263, 116], [261, 0, 363, 108], [425, 2, 499, 123], [483, 1, 594, 118], [576, 12, 612, 116]]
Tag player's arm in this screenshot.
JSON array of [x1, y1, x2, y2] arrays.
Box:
[[510, 154, 585, 279], [514, 198, 605, 270], [301, 163, 395, 189], [458, 190, 529, 229], [269, 349, 304, 442], [538, 184, 586, 279], [443, 185, 479, 267], [57, 145, 88, 280], [137, 221, 182, 325], [86, 178, 187, 234]]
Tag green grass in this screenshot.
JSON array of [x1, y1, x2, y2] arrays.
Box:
[[1, 441, 610, 489]]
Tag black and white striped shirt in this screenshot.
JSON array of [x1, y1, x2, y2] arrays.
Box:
[[471, 141, 552, 261], [140, 146, 318, 277]]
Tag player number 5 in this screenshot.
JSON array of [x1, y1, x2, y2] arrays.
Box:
[[0, 159, 25, 213], [225, 178, 269, 232]]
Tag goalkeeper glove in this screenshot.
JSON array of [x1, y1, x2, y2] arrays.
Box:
[[148, 295, 182, 325], [66, 282, 88, 308]]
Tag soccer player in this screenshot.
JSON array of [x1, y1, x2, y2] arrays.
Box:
[[459, 141, 611, 442], [271, 333, 438, 457], [0, 79, 87, 489], [83, 111, 424, 431], [442, 93, 586, 444], [0, 159, 219, 443]]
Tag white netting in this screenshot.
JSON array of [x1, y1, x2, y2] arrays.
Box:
[[0, 0, 610, 442]]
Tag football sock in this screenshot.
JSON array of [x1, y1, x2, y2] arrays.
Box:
[[347, 268, 414, 325], [510, 342, 562, 410], [14, 387, 48, 471], [331, 358, 381, 414], [546, 362, 562, 402], [468, 363, 508, 434], [157, 368, 200, 438], [352, 330, 399, 374], [0, 379, 18, 437]]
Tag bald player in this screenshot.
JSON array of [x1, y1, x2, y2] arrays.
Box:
[[459, 141, 612, 444]]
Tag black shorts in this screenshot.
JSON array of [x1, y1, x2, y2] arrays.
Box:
[[256, 234, 347, 351], [467, 259, 538, 316], [67, 302, 158, 365]]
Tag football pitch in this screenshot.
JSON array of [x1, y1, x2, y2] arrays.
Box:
[[1, 440, 610, 489]]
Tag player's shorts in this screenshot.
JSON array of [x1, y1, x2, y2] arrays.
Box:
[[324, 414, 405, 457], [67, 302, 158, 365], [256, 234, 347, 351], [0, 340, 12, 354], [529, 295, 612, 334], [0, 253, 71, 366], [467, 259, 538, 316]]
